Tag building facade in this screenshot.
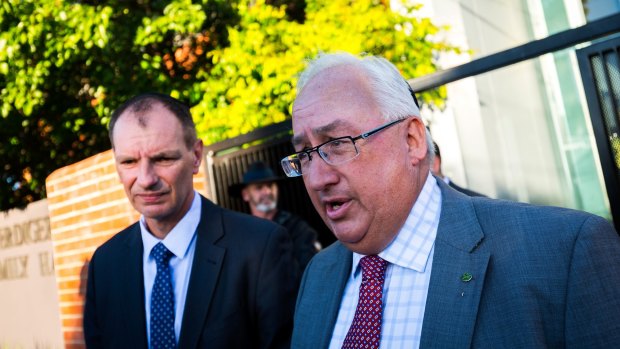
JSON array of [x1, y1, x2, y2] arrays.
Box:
[[412, 0, 619, 223]]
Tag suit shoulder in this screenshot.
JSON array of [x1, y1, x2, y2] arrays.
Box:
[[218, 204, 287, 239], [471, 198, 612, 238], [306, 241, 347, 265], [449, 181, 486, 197], [91, 222, 139, 258], [474, 198, 598, 220], [220, 205, 282, 229]]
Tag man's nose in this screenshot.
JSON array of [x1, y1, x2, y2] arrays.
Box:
[[136, 161, 158, 188], [303, 156, 339, 192], [261, 184, 274, 194]]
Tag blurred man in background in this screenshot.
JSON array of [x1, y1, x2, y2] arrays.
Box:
[[431, 141, 485, 197], [230, 161, 320, 274]]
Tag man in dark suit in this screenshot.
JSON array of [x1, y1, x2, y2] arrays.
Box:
[[281, 52, 620, 348], [228, 161, 320, 274], [83, 93, 298, 348], [431, 141, 486, 197]]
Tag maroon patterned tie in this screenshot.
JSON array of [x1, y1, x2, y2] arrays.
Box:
[[342, 255, 388, 349]]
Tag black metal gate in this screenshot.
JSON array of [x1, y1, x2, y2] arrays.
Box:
[[202, 120, 336, 246], [577, 35, 620, 231]]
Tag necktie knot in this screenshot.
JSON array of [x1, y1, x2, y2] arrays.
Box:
[[152, 242, 174, 266], [360, 255, 388, 282]]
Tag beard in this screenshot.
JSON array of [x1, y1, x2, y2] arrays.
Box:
[[255, 200, 277, 213], [251, 193, 277, 213]]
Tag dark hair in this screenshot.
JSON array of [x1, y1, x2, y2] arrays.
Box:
[[108, 92, 197, 149]]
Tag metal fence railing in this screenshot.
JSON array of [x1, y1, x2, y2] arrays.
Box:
[[203, 120, 336, 246]]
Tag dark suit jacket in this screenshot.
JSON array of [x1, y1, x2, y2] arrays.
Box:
[[84, 195, 298, 349], [292, 180, 620, 348], [273, 210, 318, 274]]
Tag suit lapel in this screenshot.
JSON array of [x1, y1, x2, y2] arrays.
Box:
[[178, 196, 225, 348], [294, 243, 351, 349], [120, 224, 148, 348], [420, 181, 489, 348], [319, 245, 351, 349]]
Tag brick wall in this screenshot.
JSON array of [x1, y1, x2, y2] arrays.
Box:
[[45, 149, 207, 348]]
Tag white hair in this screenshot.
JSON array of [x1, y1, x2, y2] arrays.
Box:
[[297, 52, 435, 161]]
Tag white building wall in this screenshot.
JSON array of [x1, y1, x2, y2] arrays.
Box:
[[0, 199, 64, 348], [400, 0, 611, 218]]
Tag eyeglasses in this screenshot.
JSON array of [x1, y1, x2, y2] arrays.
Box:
[[280, 117, 408, 177]]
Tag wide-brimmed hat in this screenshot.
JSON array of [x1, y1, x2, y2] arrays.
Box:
[[228, 161, 284, 198]]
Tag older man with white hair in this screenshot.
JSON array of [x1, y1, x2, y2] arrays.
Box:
[[284, 52, 620, 348]]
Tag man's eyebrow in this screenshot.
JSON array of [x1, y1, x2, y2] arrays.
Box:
[[114, 154, 133, 161], [151, 150, 182, 158], [291, 120, 352, 146]]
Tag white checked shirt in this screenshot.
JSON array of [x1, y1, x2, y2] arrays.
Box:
[[329, 173, 442, 349], [141, 191, 201, 347]]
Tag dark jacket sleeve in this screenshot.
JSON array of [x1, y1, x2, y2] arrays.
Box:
[[254, 224, 299, 349], [276, 211, 319, 274], [564, 215, 620, 346]]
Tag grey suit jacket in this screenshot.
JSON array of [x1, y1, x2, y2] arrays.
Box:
[[292, 180, 620, 348], [84, 195, 298, 348], [448, 180, 486, 197]]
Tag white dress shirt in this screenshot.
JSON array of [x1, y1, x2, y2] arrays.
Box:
[[329, 173, 442, 349], [141, 191, 201, 347]]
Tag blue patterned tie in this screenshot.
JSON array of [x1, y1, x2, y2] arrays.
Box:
[[150, 242, 176, 349]]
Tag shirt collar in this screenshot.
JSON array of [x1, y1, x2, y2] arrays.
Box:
[[351, 172, 441, 277], [141, 191, 202, 259]]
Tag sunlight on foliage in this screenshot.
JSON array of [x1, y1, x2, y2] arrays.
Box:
[[611, 135, 620, 170], [192, 0, 461, 145], [0, 0, 460, 210]]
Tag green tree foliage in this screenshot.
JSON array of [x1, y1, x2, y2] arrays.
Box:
[[0, 0, 238, 210], [0, 0, 459, 210], [193, 0, 460, 144], [611, 135, 620, 170]]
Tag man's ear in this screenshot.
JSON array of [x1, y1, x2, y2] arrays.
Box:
[[431, 156, 442, 175], [192, 139, 204, 174], [241, 188, 250, 203], [406, 117, 428, 165]]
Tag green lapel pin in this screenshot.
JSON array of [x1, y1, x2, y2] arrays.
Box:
[[461, 272, 473, 282]]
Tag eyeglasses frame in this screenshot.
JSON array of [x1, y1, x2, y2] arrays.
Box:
[[282, 117, 409, 176]]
